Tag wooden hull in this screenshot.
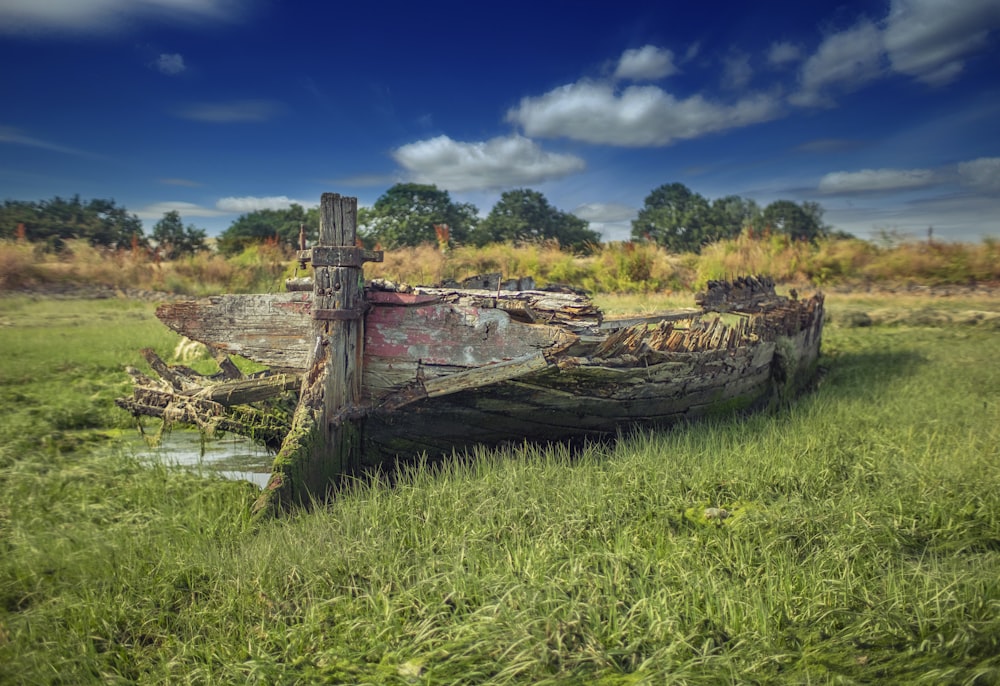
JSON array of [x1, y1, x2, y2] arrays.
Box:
[[144, 282, 824, 470], [362, 315, 822, 465]]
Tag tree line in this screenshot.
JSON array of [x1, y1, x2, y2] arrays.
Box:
[[217, 182, 836, 255], [2, 184, 836, 259], [631, 182, 835, 252], [0, 195, 207, 258]]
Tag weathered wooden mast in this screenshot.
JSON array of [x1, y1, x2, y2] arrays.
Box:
[[253, 193, 381, 514]]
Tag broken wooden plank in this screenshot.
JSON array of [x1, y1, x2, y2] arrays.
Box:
[[141, 348, 189, 390], [599, 309, 701, 331], [192, 373, 301, 406], [378, 350, 551, 411], [157, 293, 314, 370]]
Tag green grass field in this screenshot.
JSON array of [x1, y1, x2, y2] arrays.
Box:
[[1, 294, 999, 684]]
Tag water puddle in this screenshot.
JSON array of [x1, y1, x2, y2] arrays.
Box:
[[127, 429, 274, 488]]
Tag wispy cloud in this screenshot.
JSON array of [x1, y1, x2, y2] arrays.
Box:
[[155, 53, 186, 75], [507, 81, 782, 147], [0, 0, 249, 35], [790, 19, 885, 107], [884, 0, 1000, 86], [767, 41, 802, 67], [135, 201, 229, 220], [571, 203, 636, 223], [790, 1, 1000, 107], [175, 100, 283, 123], [392, 134, 586, 192], [158, 177, 201, 187], [327, 174, 400, 188], [820, 156, 1000, 196], [721, 52, 752, 90], [613, 45, 678, 81], [827, 192, 1000, 242], [0, 124, 94, 157], [215, 196, 317, 213], [819, 167, 936, 194], [957, 157, 1000, 191]]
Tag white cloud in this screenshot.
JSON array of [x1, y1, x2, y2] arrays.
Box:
[[884, 0, 1000, 86], [721, 52, 752, 90], [156, 53, 186, 75], [215, 196, 317, 213], [0, 0, 247, 35], [571, 203, 636, 223], [957, 157, 1000, 191], [613, 45, 677, 80], [0, 124, 94, 156], [767, 41, 802, 66], [818, 167, 936, 194], [790, 19, 885, 107], [571, 203, 636, 242], [135, 201, 229, 220], [391, 134, 586, 192], [507, 81, 782, 147], [175, 100, 283, 123]]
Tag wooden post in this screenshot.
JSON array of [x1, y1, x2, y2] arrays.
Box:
[[254, 193, 372, 514]]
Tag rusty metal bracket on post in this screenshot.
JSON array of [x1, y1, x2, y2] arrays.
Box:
[[298, 246, 383, 268], [313, 307, 368, 321]]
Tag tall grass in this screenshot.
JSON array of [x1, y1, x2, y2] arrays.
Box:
[[0, 239, 294, 295], [5, 234, 998, 298], [1, 295, 999, 683]]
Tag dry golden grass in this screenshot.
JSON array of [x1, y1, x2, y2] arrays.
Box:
[[2, 233, 998, 297], [0, 241, 43, 290]]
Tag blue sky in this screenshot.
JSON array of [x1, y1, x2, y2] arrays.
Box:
[[1, 0, 999, 242]]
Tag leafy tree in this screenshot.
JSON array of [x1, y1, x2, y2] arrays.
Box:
[[217, 204, 319, 256], [85, 198, 146, 250], [0, 195, 145, 251], [358, 183, 478, 248], [762, 200, 828, 241], [0, 200, 41, 240], [471, 188, 600, 252], [631, 183, 716, 252], [151, 210, 207, 259], [709, 195, 761, 242], [633, 182, 831, 251]]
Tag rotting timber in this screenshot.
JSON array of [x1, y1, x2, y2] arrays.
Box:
[[117, 193, 825, 514]]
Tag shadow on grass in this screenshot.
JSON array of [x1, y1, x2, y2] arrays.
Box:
[[812, 347, 926, 399]]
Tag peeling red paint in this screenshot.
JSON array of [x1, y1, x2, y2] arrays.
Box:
[[365, 302, 556, 367]]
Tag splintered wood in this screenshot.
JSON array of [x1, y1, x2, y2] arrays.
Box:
[[593, 314, 755, 358], [114, 348, 296, 448]]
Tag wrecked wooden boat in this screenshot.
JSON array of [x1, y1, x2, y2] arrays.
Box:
[[116, 193, 824, 513]]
